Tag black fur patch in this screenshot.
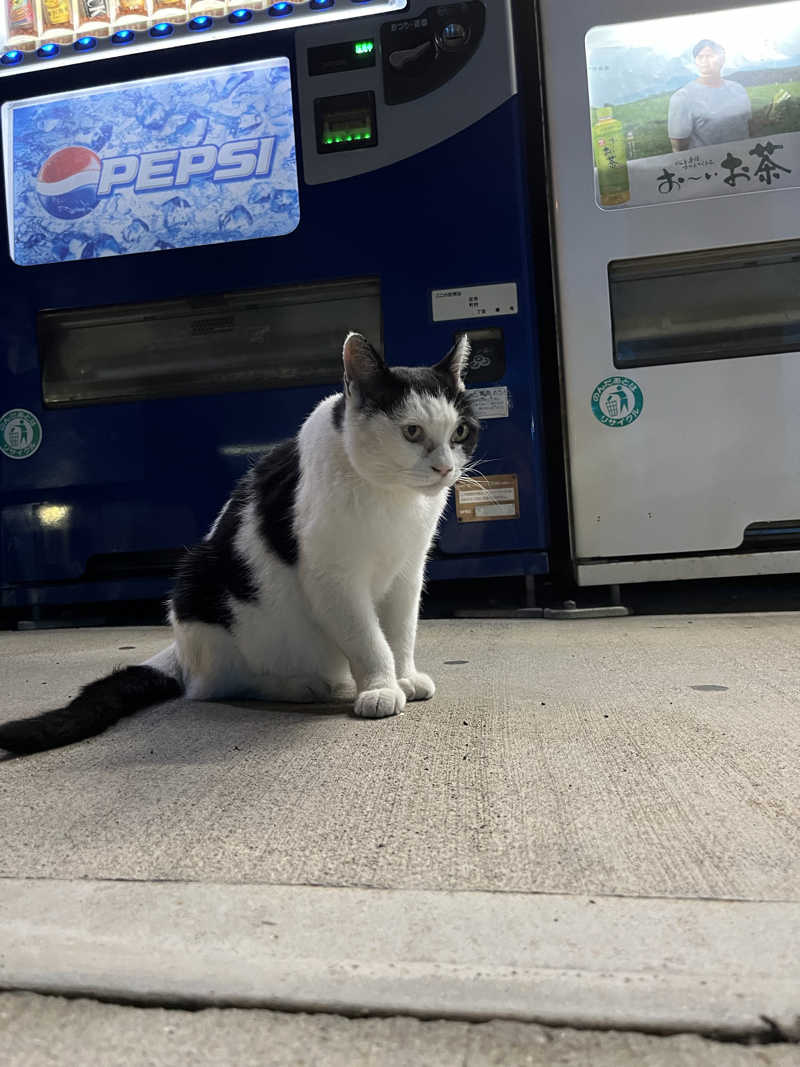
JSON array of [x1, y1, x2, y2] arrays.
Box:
[[452, 390, 481, 456], [356, 367, 480, 456], [172, 481, 258, 629], [172, 438, 299, 629], [332, 395, 345, 431], [358, 366, 471, 417], [0, 666, 181, 755], [252, 438, 300, 566]]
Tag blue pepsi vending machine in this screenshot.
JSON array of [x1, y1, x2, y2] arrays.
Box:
[[0, 0, 549, 617]]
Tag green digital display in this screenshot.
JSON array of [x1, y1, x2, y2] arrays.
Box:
[[315, 91, 377, 155], [308, 39, 376, 77], [322, 111, 373, 145]]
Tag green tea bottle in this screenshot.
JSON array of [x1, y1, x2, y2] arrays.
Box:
[[592, 105, 630, 206]]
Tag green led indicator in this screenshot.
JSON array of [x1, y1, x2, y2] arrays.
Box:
[[354, 40, 374, 56], [321, 103, 374, 151]]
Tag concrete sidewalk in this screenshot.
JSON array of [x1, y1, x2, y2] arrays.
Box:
[[2, 992, 797, 1066], [0, 616, 798, 1052]]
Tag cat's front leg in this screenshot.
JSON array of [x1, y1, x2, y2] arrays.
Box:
[[379, 567, 435, 703], [302, 574, 406, 718]]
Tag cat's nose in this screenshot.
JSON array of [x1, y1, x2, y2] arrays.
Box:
[[431, 464, 453, 477]]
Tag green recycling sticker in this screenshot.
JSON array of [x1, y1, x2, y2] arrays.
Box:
[[0, 408, 42, 459], [591, 376, 643, 427]]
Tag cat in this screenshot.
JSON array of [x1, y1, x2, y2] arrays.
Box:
[[0, 332, 480, 755]]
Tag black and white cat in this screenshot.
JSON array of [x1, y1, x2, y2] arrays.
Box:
[[0, 332, 480, 755]]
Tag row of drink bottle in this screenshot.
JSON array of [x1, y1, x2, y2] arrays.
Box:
[[5, 0, 270, 50]]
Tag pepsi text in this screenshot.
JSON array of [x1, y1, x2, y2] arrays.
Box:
[[96, 136, 278, 197]]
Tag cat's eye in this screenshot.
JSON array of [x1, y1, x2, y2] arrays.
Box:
[[403, 425, 423, 443], [451, 422, 471, 444]]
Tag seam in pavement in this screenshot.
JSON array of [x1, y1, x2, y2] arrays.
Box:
[[1, 874, 797, 907], [0, 986, 797, 1048]]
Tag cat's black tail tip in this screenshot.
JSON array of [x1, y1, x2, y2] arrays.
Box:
[[0, 665, 182, 756]]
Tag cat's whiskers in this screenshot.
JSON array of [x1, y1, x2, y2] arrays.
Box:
[[455, 458, 505, 505]]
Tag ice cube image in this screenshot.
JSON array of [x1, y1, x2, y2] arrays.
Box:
[[88, 122, 113, 152], [216, 71, 252, 100], [16, 224, 49, 252], [247, 186, 272, 206], [219, 204, 253, 231], [161, 196, 193, 228], [170, 111, 209, 143], [123, 217, 151, 243], [209, 109, 245, 139], [270, 189, 298, 215], [34, 102, 70, 133], [237, 106, 261, 134], [141, 101, 170, 131], [80, 233, 123, 258], [52, 231, 92, 260], [267, 89, 293, 130], [267, 66, 287, 90], [96, 193, 129, 220]]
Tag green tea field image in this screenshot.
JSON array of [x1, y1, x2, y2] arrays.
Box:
[[591, 66, 800, 160]]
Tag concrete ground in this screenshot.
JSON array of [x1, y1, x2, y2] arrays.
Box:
[[0, 615, 799, 1062], [2, 992, 797, 1067]]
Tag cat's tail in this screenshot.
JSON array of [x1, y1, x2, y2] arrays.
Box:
[[0, 645, 184, 756]]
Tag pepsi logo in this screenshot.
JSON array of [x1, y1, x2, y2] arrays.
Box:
[[36, 146, 101, 220]]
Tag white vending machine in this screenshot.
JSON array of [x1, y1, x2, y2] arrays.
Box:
[[538, 0, 800, 584]]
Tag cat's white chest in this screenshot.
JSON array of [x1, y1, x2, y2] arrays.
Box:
[[314, 483, 443, 598]]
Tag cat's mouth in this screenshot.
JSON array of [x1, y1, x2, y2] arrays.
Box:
[[416, 475, 458, 495]]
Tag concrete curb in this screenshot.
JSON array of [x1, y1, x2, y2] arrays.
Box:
[[1, 879, 798, 1038]]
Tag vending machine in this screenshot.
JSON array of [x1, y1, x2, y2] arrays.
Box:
[[538, 0, 800, 585], [0, 0, 550, 616]]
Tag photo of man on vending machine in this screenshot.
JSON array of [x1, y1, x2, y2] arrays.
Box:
[[668, 39, 752, 150]]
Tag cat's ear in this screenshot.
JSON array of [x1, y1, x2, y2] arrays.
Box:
[[434, 334, 471, 392], [342, 332, 387, 399]]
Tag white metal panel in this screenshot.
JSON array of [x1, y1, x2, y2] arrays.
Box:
[[538, 0, 800, 575], [578, 549, 800, 584]]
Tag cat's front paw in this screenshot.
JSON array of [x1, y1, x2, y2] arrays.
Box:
[[398, 672, 436, 701], [354, 686, 406, 719]]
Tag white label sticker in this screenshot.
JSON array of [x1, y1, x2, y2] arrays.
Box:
[[475, 503, 517, 518], [467, 386, 509, 420], [457, 487, 517, 505], [431, 283, 518, 322]]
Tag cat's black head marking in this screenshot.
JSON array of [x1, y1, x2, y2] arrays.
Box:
[[341, 332, 478, 434]]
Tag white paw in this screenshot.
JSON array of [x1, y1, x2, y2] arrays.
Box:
[[354, 686, 406, 719], [398, 672, 436, 701]]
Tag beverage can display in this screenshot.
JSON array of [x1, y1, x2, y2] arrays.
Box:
[[187, 0, 226, 16], [113, 0, 149, 30], [5, 0, 39, 50], [40, 0, 76, 43], [75, 0, 111, 36], [150, 0, 188, 23], [592, 106, 631, 207]]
